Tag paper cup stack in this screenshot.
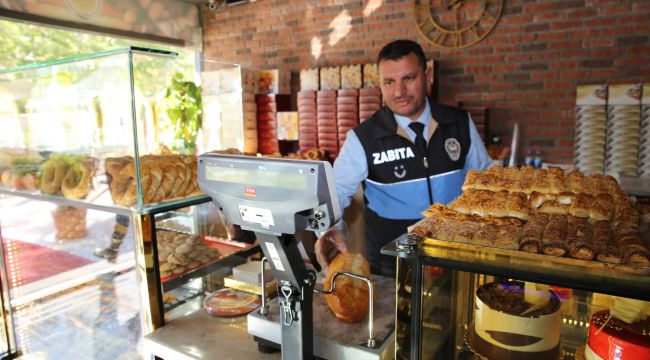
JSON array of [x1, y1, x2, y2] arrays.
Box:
[[242, 92, 258, 154], [639, 83, 650, 177], [574, 85, 608, 174], [605, 84, 642, 177]]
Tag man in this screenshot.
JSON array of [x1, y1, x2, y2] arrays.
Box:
[[315, 39, 492, 276]]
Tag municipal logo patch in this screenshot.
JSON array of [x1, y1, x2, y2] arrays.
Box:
[[445, 138, 461, 161]]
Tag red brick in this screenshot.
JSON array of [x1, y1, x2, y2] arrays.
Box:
[[551, 40, 583, 51], [534, 12, 563, 22], [474, 74, 501, 82], [633, 2, 650, 11], [550, 60, 580, 69], [523, 3, 554, 13], [598, 5, 633, 16], [584, 17, 616, 27], [490, 83, 516, 92], [530, 71, 558, 81], [537, 32, 567, 42], [566, 8, 598, 19], [481, 92, 507, 101], [614, 57, 649, 67], [583, 37, 615, 48], [552, 20, 584, 31]]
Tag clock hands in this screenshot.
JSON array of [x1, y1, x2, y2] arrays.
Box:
[[447, 0, 463, 31], [447, 0, 463, 10]]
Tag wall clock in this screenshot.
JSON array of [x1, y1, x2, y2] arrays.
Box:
[[413, 0, 504, 49]]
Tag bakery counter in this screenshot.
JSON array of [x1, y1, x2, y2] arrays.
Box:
[[144, 295, 279, 360], [385, 236, 650, 359]]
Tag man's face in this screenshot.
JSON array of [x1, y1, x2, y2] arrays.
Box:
[[379, 53, 430, 120]]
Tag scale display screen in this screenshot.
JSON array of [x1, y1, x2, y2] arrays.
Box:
[[205, 164, 308, 191]]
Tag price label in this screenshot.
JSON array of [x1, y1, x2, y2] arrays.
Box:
[[238, 205, 275, 229]]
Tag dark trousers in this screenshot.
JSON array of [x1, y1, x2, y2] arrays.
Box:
[[364, 208, 419, 278]]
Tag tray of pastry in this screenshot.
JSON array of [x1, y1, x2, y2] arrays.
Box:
[[156, 229, 253, 282], [410, 166, 650, 275]]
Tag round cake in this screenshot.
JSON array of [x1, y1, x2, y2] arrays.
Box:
[[585, 310, 650, 360], [468, 281, 561, 359]]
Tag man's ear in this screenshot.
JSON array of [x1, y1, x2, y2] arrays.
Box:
[[425, 66, 433, 87], [425, 66, 433, 96]]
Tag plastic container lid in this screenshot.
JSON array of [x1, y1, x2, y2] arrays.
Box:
[[203, 288, 261, 317]]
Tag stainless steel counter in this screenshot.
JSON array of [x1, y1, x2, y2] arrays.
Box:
[[143, 296, 279, 360]]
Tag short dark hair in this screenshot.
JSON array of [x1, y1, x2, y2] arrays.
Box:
[[377, 39, 427, 71]]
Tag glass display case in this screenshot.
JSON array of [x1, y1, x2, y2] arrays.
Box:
[[383, 234, 650, 360], [0, 47, 257, 358]]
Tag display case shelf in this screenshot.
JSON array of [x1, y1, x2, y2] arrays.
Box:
[[0, 187, 131, 215], [383, 234, 650, 301], [161, 244, 259, 293], [0, 183, 212, 216]]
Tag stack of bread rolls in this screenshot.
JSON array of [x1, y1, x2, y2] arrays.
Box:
[[414, 166, 650, 267], [156, 229, 221, 279]]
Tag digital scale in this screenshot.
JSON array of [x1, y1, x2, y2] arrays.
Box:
[[198, 154, 394, 360]]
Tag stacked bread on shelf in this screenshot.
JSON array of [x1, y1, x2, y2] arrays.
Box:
[[105, 154, 201, 206], [156, 229, 221, 279], [412, 166, 650, 267]]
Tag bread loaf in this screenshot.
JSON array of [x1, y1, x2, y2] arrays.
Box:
[[324, 252, 371, 323]]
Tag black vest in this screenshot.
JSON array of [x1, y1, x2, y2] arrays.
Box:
[[354, 100, 471, 184], [352, 99, 472, 276]]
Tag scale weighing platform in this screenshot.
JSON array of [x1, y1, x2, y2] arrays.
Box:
[[197, 154, 395, 360]]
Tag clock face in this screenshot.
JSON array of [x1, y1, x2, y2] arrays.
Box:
[[414, 0, 504, 49]]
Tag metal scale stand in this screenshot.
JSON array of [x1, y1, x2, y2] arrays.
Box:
[[198, 154, 394, 360]]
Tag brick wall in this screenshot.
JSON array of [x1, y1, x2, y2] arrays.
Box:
[[202, 0, 650, 164]]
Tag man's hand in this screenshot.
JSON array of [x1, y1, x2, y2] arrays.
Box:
[[315, 225, 349, 271]]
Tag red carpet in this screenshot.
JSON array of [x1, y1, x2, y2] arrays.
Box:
[[3, 238, 93, 288]]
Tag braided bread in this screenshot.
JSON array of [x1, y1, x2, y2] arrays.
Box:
[[110, 161, 137, 205], [105, 156, 131, 180], [106, 154, 201, 205], [140, 155, 164, 203]]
